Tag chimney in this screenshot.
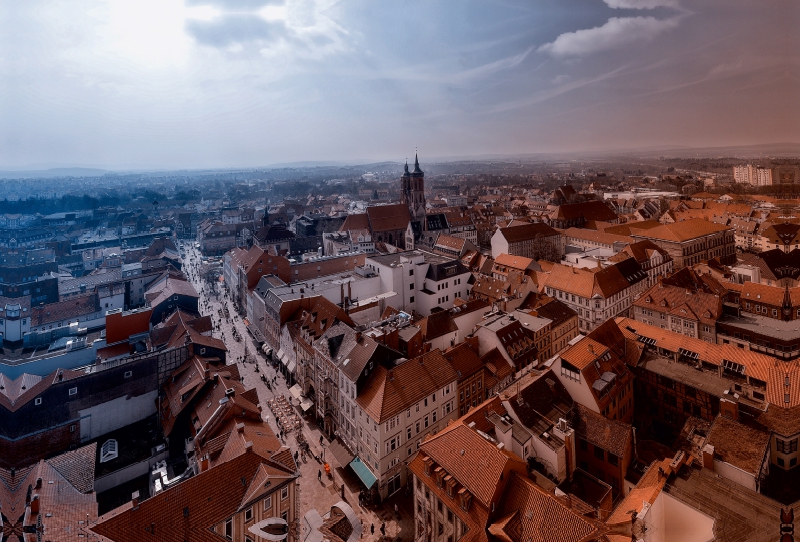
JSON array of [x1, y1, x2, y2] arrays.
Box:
[[702, 444, 715, 471], [132, 490, 140, 509], [30, 495, 40, 514], [387, 370, 394, 381]]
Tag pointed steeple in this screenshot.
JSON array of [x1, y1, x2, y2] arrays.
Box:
[[412, 152, 423, 176]]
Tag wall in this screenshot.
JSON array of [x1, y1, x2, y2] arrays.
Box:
[[79, 390, 158, 441], [713, 458, 756, 492], [552, 357, 599, 413], [0, 339, 105, 379], [94, 447, 169, 493]]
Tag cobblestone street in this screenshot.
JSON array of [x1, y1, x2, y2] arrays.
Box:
[[182, 244, 414, 542]]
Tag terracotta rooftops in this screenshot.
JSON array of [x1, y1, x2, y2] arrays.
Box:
[[366, 203, 410, 232], [629, 218, 730, 243], [574, 403, 631, 458], [417, 420, 527, 506], [494, 253, 535, 272], [419, 310, 458, 341], [491, 471, 605, 542], [616, 317, 800, 408], [443, 342, 484, 381], [544, 262, 643, 299], [356, 349, 458, 423], [706, 414, 771, 475], [93, 451, 273, 542], [498, 222, 560, 243]]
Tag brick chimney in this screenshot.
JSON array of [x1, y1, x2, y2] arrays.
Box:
[[30, 495, 40, 514], [702, 444, 715, 471]]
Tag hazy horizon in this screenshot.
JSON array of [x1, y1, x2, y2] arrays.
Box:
[[2, 0, 798, 170]]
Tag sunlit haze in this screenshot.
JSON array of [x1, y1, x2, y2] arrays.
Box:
[[1, 0, 798, 169]]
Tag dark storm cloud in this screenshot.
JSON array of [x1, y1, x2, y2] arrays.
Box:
[[185, 13, 286, 48]]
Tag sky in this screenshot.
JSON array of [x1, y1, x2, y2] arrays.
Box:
[[0, 0, 798, 169]]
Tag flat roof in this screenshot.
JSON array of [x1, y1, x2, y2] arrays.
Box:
[[638, 351, 730, 398], [665, 464, 779, 542], [719, 313, 800, 341], [366, 249, 451, 267]]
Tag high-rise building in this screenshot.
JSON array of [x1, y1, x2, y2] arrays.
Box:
[[401, 153, 426, 222], [733, 164, 773, 186]]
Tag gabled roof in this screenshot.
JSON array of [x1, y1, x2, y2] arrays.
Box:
[[498, 222, 560, 243], [419, 311, 458, 341], [574, 403, 631, 458], [491, 471, 605, 542], [415, 420, 527, 507], [356, 350, 458, 423], [443, 342, 484, 380], [366, 204, 410, 232], [93, 451, 271, 542], [550, 201, 618, 222], [339, 213, 370, 232], [630, 218, 731, 242]]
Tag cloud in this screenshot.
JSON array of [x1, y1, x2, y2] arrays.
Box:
[[185, 0, 283, 8], [538, 16, 680, 57], [603, 0, 680, 9], [185, 14, 286, 48]]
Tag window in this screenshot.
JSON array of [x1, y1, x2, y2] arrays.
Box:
[[124, 371, 132, 378], [409, 269, 414, 276], [578, 438, 588, 451], [245, 507, 253, 522], [69, 387, 77, 396], [608, 453, 619, 466], [281, 486, 289, 500], [777, 438, 798, 454], [263, 496, 272, 510], [594, 446, 605, 460], [410, 284, 415, 290], [410, 296, 415, 303], [424, 415, 429, 428], [225, 519, 233, 539], [35, 397, 42, 405]]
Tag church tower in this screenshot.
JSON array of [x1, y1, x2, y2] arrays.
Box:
[[401, 153, 425, 221]]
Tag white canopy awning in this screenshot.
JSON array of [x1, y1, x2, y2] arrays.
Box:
[[289, 384, 303, 400]]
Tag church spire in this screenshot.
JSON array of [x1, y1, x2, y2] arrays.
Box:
[[412, 152, 423, 175]]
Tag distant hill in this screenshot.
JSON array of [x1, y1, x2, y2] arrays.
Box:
[[0, 167, 108, 179]]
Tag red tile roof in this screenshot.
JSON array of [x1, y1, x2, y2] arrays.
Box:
[[356, 350, 458, 423]]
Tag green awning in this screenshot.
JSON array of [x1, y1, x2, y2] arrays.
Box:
[[349, 457, 377, 489]]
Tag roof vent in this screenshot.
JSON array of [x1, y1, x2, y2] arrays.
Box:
[[100, 439, 118, 463]]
